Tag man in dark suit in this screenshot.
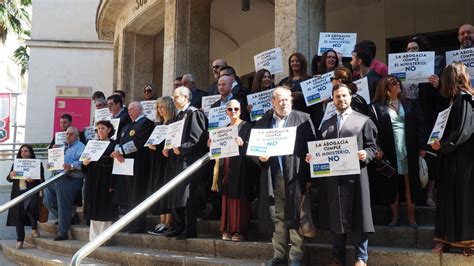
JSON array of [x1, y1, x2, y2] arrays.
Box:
[[182, 73, 207, 109], [107, 94, 131, 141], [211, 75, 249, 121], [111, 101, 154, 233], [219, 66, 249, 102], [316, 84, 378, 266], [164, 86, 208, 240], [254, 86, 315, 266]]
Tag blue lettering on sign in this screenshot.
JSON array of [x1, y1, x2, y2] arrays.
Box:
[[307, 93, 321, 104], [209, 122, 219, 128], [267, 141, 278, 146], [328, 155, 340, 162], [250, 146, 267, 152], [313, 163, 331, 174], [332, 43, 342, 48], [405, 66, 416, 71], [251, 110, 264, 116], [211, 148, 221, 155], [392, 73, 406, 80], [320, 48, 331, 53]]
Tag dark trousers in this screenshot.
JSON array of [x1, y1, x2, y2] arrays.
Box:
[[125, 205, 146, 232], [15, 197, 38, 242], [171, 201, 197, 236], [332, 232, 369, 263]]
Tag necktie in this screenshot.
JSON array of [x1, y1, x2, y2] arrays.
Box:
[[337, 113, 344, 136]]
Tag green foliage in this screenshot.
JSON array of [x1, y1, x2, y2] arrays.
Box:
[[13, 44, 29, 75]]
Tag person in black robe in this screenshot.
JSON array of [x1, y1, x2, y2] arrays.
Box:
[[146, 96, 176, 236], [370, 76, 426, 228], [211, 99, 258, 242], [111, 101, 155, 233], [107, 94, 132, 142], [6, 144, 44, 249], [430, 63, 474, 256], [163, 86, 209, 240], [311, 84, 378, 266], [83, 120, 118, 240]]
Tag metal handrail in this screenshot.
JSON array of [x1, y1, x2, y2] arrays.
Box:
[[70, 153, 211, 266], [0, 171, 70, 213]]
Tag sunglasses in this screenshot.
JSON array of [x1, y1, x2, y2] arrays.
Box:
[[388, 79, 399, 86], [144, 89, 153, 93], [227, 107, 240, 112]]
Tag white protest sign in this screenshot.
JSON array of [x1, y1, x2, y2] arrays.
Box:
[[446, 48, 474, 77], [427, 105, 452, 144], [112, 158, 134, 176], [13, 159, 41, 179], [80, 140, 110, 161], [110, 118, 120, 140], [208, 106, 230, 130], [319, 102, 337, 130], [247, 89, 274, 121], [202, 95, 222, 115], [353, 77, 371, 103], [164, 119, 185, 149], [94, 108, 112, 123], [254, 47, 283, 74], [47, 147, 64, 171], [300, 73, 333, 106], [318, 32, 357, 57], [308, 136, 360, 178], [209, 126, 240, 159], [55, 132, 67, 146], [388, 52, 435, 83], [247, 127, 297, 157], [83, 126, 96, 141], [141, 100, 157, 122], [145, 125, 168, 146]]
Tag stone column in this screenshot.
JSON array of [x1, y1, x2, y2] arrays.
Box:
[[274, 0, 325, 81], [162, 0, 211, 96]]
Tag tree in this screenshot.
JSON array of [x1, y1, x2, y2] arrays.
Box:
[[0, 0, 31, 75]]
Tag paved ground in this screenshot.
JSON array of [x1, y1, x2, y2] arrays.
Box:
[[0, 186, 18, 241]]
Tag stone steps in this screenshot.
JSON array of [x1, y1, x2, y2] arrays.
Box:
[[32, 223, 474, 266], [1, 240, 106, 265], [0, 245, 19, 266]]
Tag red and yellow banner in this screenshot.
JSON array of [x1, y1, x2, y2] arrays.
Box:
[[0, 93, 10, 143]]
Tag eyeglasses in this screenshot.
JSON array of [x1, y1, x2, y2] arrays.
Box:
[[388, 79, 399, 86], [144, 89, 152, 93], [227, 107, 240, 112], [212, 65, 223, 69]]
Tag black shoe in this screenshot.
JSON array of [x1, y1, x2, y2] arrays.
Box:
[[70, 213, 80, 225], [267, 257, 287, 266], [175, 231, 196, 240], [148, 225, 171, 236], [164, 230, 181, 238], [53, 235, 68, 241]]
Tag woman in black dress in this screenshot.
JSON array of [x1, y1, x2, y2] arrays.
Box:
[[430, 63, 474, 256], [82, 120, 118, 240], [6, 144, 44, 249]]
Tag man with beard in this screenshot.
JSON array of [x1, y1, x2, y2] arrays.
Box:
[[458, 24, 474, 49], [208, 59, 227, 95]]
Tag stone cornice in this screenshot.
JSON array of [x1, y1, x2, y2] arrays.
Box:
[[26, 39, 113, 50]]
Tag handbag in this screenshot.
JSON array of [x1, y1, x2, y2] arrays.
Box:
[[375, 159, 397, 178], [38, 195, 49, 223], [298, 194, 316, 238]]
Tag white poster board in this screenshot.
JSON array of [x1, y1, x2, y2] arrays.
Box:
[[253, 47, 283, 74], [208, 106, 230, 130], [47, 147, 64, 171], [300, 73, 333, 106], [112, 158, 134, 176], [80, 140, 110, 161], [13, 159, 41, 179], [202, 95, 222, 115], [308, 136, 360, 178], [388, 52, 435, 83], [427, 105, 452, 144], [247, 89, 274, 121], [318, 32, 357, 57], [209, 126, 240, 159], [319, 102, 337, 130], [94, 108, 112, 123], [54, 132, 67, 146], [164, 119, 185, 149], [353, 77, 371, 103], [446, 48, 474, 77], [247, 127, 297, 157], [141, 100, 157, 122], [145, 125, 168, 146]]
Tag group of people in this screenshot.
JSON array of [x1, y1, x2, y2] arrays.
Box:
[[5, 23, 474, 266]]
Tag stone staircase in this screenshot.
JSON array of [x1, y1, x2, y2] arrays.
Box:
[[1, 205, 474, 265]]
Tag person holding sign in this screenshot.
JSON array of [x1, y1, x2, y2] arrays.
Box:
[[6, 145, 44, 249], [316, 49, 340, 75], [48, 113, 72, 148], [107, 94, 131, 142], [43, 126, 85, 241], [278, 53, 311, 113], [251, 68, 274, 93], [253, 86, 315, 266], [162, 86, 209, 240], [310, 83, 377, 266], [82, 120, 118, 241], [351, 45, 382, 101], [210, 99, 257, 242], [111, 102, 155, 234], [370, 76, 426, 229], [430, 63, 474, 256], [147, 96, 176, 236]]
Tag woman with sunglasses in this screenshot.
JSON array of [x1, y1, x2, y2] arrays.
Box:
[[147, 96, 176, 236], [82, 120, 118, 240], [370, 76, 426, 229], [6, 144, 44, 249], [430, 63, 474, 256], [211, 99, 257, 242]]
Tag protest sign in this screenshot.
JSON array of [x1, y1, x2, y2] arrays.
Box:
[[13, 159, 41, 179], [427, 105, 452, 144], [112, 158, 134, 176], [353, 77, 371, 103], [319, 102, 337, 130], [164, 119, 185, 149], [208, 106, 231, 130], [55, 132, 67, 146], [446, 48, 474, 77], [254, 47, 283, 74], [83, 126, 96, 141], [202, 95, 221, 115], [308, 136, 360, 178], [318, 32, 357, 57], [145, 125, 168, 146], [141, 100, 157, 122], [247, 127, 297, 157], [247, 89, 274, 121], [209, 126, 240, 159], [388, 52, 435, 83], [47, 147, 64, 171], [80, 140, 110, 161], [94, 108, 112, 123], [300, 73, 333, 106], [110, 118, 120, 140]]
